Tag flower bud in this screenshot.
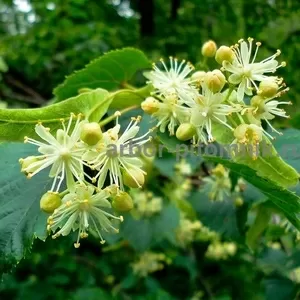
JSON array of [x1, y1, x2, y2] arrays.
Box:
[[258, 80, 279, 98], [112, 191, 134, 212], [234, 197, 244, 207], [224, 242, 237, 255], [204, 70, 226, 92], [211, 164, 226, 178], [80, 122, 103, 146], [176, 123, 196, 141], [19, 156, 41, 174], [191, 71, 206, 83], [250, 95, 264, 107], [123, 168, 145, 188], [215, 46, 234, 64], [201, 40, 217, 57], [40, 191, 62, 213], [141, 97, 159, 114]]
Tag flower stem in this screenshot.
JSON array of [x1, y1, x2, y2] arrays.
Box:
[[99, 105, 139, 127]]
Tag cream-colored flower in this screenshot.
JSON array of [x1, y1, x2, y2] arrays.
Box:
[[48, 184, 123, 247], [83, 114, 150, 190], [222, 38, 285, 101], [21, 114, 88, 192], [190, 85, 239, 144], [145, 57, 198, 105]]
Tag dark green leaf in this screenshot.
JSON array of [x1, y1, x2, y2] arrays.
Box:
[[54, 48, 151, 101], [0, 89, 110, 142]]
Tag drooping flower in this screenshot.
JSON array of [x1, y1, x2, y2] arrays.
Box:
[[222, 38, 286, 101], [48, 184, 123, 247], [202, 164, 231, 201], [145, 57, 198, 105], [82, 114, 150, 190], [190, 85, 240, 144], [20, 114, 89, 192]]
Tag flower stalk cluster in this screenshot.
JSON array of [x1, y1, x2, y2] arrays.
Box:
[[142, 38, 290, 156], [20, 112, 151, 246]]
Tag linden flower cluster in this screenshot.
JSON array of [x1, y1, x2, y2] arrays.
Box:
[[142, 37, 290, 153], [19, 112, 151, 247], [131, 252, 171, 277], [205, 241, 237, 260]]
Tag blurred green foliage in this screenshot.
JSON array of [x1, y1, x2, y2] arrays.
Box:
[[1, 0, 300, 299]]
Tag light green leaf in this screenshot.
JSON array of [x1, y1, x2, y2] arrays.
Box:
[[0, 143, 53, 271], [54, 48, 151, 102], [109, 84, 154, 109], [233, 139, 299, 188], [204, 156, 300, 230], [0, 89, 110, 142]]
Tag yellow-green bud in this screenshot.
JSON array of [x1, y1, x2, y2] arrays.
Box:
[[141, 97, 159, 114], [176, 123, 196, 141], [224, 242, 237, 255], [40, 191, 62, 213], [19, 156, 41, 174], [250, 95, 264, 107], [80, 122, 103, 145], [191, 71, 206, 83], [211, 164, 226, 178], [123, 168, 145, 188], [215, 46, 235, 64], [112, 191, 134, 212], [201, 40, 217, 57], [258, 80, 279, 98], [204, 70, 226, 93], [234, 197, 244, 207]]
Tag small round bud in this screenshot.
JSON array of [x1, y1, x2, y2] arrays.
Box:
[[234, 197, 244, 207], [201, 40, 217, 57], [215, 46, 235, 64], [176, 123, 196, 141], [224, 243, 237, 255], [250, 95, 264, 107], [40, 191, 62, 213], [204, 70, 226, 93], [212, 164, 226, 178], [141, 97, 159, 114], [123, 168, 145, 188], [80, 122, 103, 146], [258, 80, 279, 98], [112, 191, 134, 212], [191, 71, 206, 83]]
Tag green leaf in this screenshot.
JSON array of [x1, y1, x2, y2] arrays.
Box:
[[121, 204, 180, 251], [0, 143, 53, 272], [54, 48, 151, 102], [233, 139, 299, 188], [0, 89, 110, 142], [189, 190, 241, 240], [109, 84, 154, 109], [204, 156, 300, 230]]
